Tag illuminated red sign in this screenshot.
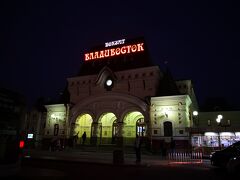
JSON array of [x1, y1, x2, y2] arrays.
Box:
[[19, 140, 25, 148], [84, 43, 144, 61]]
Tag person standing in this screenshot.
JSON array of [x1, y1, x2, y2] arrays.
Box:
[[134, 134, 141, 163], [82, 131, 87, 145], [56, 138, 62, 151], [170, 137, 176, 153], [73, 132, 79, 148]]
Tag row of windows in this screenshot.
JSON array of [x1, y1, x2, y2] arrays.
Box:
[[70, 79, 92, 86], [207, 119, 231, 126], [119, 71, 154, 80], [153, 121, 184, 136], [70, 72, 155, 86]]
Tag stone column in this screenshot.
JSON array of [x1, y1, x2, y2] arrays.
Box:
[[145, 121, 152, 151], [91, 122, 98, 145], [116, 122, 124, 147]]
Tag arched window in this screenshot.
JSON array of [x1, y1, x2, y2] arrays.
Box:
[[164, 121, 173, 137]]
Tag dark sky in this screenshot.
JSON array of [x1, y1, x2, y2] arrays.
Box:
[[1, 0, 240, 108]]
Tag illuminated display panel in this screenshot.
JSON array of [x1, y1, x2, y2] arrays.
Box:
[[27, 133, 33, 139], [84, 42, 145, 61]]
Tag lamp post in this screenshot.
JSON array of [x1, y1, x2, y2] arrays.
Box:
[[193, 111, 199, 127], [216, 114, 223, 150], [192, 111, 200, 147]]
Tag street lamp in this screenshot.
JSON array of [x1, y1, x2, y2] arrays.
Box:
[[192, 111, 200, 147], [216, 114, 223, 150], [193, 111, 199, 127], [216, 115, 223, 123], [193, 111, 198, 116]]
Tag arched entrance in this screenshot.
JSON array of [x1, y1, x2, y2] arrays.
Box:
[[98, 112, 117, 144], [123, 111, 146, 145], [74, 114, 93, 144], [164, 121, 173, 137]]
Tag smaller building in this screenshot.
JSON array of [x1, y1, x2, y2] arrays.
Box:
[[191, 111, 240, 148], [23, 104, 46, 148], [44, 104, 70, 138], [150, 95, 192, 150]]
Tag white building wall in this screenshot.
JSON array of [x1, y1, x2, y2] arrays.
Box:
[[150, 95, 192, 140], [44, 104, 69, 138]]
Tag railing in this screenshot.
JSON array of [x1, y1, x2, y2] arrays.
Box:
[[168, 151, 203, 164]]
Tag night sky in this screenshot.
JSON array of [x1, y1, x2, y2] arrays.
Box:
[[1, 0, 240, 109]]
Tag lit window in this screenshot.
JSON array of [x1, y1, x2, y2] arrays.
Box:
[[227, 120, 231, 126], [208, 120, 211, 126]]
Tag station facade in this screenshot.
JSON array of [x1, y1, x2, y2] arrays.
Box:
[[40, 37, 239, 152], [41, 38, 199, 151]]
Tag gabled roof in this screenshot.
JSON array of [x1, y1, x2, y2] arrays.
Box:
[[95, 66, 117, 85]]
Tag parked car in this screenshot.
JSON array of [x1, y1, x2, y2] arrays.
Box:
[[210, 141, 240, 167], [227, 156, 240, 175]]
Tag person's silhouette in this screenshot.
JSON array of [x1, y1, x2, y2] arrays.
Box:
[[82, 131, 87, 145], [134, 134, 141, 163]]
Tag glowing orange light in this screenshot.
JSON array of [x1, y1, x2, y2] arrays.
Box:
[[168, 161, 203, 165], [84, 43, 144, 61], [19, 140, 24, 148]]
